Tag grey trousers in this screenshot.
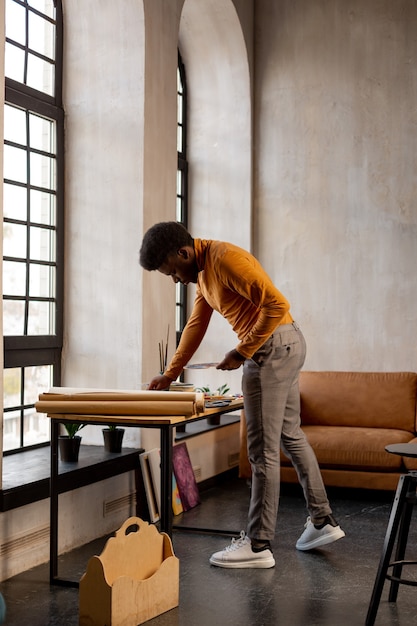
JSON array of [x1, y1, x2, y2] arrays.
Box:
[[242, 322, 332, 541]]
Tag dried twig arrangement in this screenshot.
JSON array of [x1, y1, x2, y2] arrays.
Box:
[[158, 325, 170, 374]]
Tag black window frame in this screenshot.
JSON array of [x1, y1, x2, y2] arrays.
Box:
[[176, 51, 188, 349], [3, 0, 64, 455]]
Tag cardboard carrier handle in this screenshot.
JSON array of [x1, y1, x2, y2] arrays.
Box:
[[115, 516, 144, 538]]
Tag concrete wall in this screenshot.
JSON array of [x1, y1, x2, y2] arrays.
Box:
[[177, 0, 253, 398], [62, 0, 146, 425], [254, 0, 417, 371]]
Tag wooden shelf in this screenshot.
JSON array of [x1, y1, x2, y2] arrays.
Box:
[[0, 445, 143, 512]]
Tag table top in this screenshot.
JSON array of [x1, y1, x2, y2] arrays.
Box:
[[46, 397, 244, 426], [386, 443, 417, 458]]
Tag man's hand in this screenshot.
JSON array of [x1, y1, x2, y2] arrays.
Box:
[[216, 349, 246, 371], [148, 374, 173, 390]]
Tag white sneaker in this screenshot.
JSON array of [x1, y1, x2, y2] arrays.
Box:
[[296, 515, 345, 551], [209, 531, 275, 569]]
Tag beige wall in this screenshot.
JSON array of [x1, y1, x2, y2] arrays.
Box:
[[254, 0, 417, 371], [63, 0, 146, 395], [178, 0, 253, 397]]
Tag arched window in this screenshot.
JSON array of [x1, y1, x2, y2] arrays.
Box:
[[3, 0, 64, 453], [176, 51, 188, 348]]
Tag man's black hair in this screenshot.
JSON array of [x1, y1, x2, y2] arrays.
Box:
[[139, 221, 193, 270]]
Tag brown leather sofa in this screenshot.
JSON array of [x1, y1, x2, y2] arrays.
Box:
[[239, 371, 417, 491]]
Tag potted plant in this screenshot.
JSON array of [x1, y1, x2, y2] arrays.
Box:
[[102, 423, 125, 453], [59, 422, 86, 462], [197, 383, 231, 425]]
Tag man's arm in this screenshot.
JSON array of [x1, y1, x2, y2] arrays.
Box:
[[160, 290, 213, 383]]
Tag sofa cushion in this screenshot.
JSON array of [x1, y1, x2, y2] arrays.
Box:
[[281, 425, 413, 471], [300, 371, 417, 431]]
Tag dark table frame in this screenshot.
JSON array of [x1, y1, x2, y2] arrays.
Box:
[[48, 399, 244, 587]]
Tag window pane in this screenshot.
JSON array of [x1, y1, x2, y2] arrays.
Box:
[[28, 299, 55, 334], [4, 104, 26, 145], [29, 262, 55, 297], [3, 300, 25, 335], [3, 364, 52, 450], [29, 113, 55, 152], [175, 301, 181, 332], [177, 94, 182, 124], [27, 53, 54, 95], [4, 144, 27, 184], [24, 406, 50, 446], [29, 11, 55, 59], [24, 364, 52, 404], [3, 409, 21, 451], [4, 368, 21, 408], [4, 42, 25, 83], [3, 260, 27, 296], [3, 221, 27, 258], [30, 189, 55, 225], [29, 0, 55, 20], [177, 125, 183, 153], [176, 195, 183, 221], [5, 0, 26, 45], [29, 226, 55, 262], [30, 152, 55, 190], [4, 183, 27, 221]]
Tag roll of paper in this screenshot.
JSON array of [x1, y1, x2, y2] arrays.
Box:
[[35, 399, 198, 417]]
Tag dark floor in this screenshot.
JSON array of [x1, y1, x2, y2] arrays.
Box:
[[1, 474, 417, 626]]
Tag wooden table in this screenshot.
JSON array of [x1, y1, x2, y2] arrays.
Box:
[[48, 398, 244, 586], [385, 443, 417, 458]]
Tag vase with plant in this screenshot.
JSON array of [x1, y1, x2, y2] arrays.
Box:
[[59, 422, 86, 462], [102, 423, 125, 453], [196, 383, 231, 425]]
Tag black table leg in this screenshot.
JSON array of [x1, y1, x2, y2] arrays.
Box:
[[159, 425, 174, 536], [50, 420, 59, 584], [49, 421, 79, 588], [388, 479, 416, 602], [366, 474, 412, 625]]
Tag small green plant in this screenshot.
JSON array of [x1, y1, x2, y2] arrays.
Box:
[[196, 383, 230, 396], [63, 422, 86, 438]]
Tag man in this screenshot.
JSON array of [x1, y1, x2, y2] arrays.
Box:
[[139, 221, 345, 569]]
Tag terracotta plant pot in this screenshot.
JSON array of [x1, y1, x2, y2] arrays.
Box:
[[58, 435, 82, 462], [102, 428, 125, 453]]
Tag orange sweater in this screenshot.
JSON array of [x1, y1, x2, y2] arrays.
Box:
[[165, 239, 293, 381]]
